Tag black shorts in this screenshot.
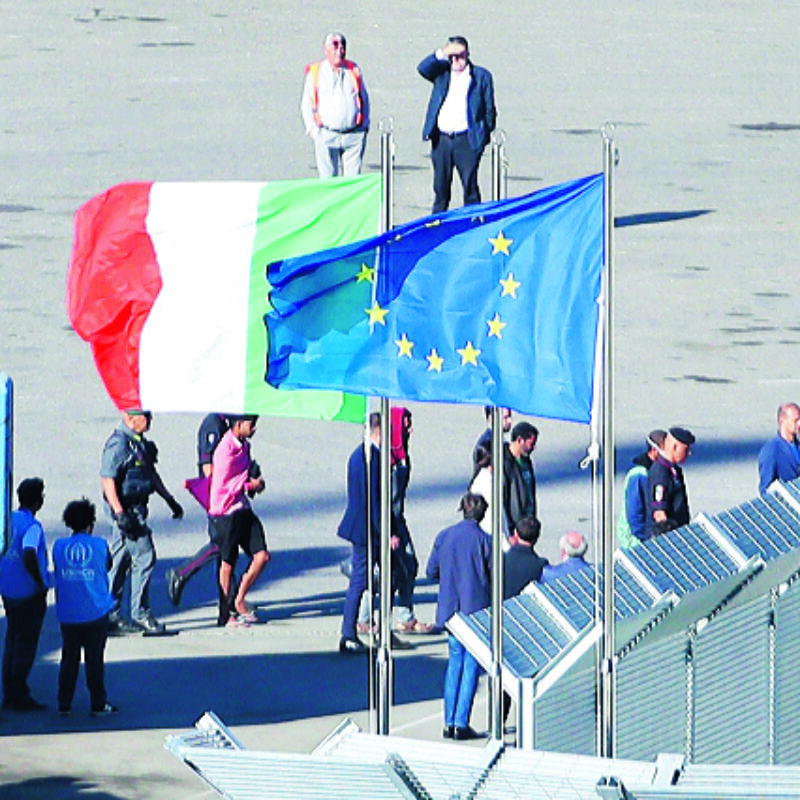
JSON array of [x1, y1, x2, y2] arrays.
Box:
[[209, 508, 267, 566]]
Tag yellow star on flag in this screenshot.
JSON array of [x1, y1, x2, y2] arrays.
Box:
[[489, 230, 513, 255], [487, 313, 506, 338], [499, 272, 521, 298], [356, 262, 376, 283], [426, 348, 444, 372], [457, 341, 481, 366], [365, 302, 389, 327], [395, 333, 414, 358]]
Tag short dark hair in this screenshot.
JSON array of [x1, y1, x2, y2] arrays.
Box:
[[515, 516, 541, 545], [63, 498, 96, 532], [369, 411, 381, 430], [459, 492, 488, 522], [229, 414, 258, 425], [448, 35, 469, 51], [474, 445, 492, 470], [17, 477, 44, 511], [511, 421, 538, 442]]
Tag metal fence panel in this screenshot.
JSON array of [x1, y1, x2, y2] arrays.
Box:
[[775, 581, 800, 764], [533, 657, 596, 756], [693, 597, 771, 764], [617, 631, 687, 761]]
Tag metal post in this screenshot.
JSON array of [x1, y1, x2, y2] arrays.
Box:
[[488, 131, 507, 742], [376, 121, 394, 736], [364, 412, 376, 734], [598, 123, 617, 758], [0, 374, 12, 555]]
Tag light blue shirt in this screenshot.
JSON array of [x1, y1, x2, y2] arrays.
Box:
[[0, 508, 48, 599]]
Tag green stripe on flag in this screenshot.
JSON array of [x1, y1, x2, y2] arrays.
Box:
[[245, 174, 381, 422]]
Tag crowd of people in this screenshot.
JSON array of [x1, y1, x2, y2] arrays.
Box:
[[2, 400, 798, 727], [2, 26, 796, 731]]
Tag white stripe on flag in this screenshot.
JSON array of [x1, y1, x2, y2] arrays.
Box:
[[139, 183, 264, 412]]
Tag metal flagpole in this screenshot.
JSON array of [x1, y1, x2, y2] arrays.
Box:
[[598, 123, 617, 758], [488, 132, 507, 741], [376, 120, 395, 735], [364, 408, 376, 734]]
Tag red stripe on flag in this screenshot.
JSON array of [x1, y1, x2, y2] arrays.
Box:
[[66, 182, 161, 411]]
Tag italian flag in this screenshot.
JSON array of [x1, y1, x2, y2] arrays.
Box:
[[66, 175, 380, 421]]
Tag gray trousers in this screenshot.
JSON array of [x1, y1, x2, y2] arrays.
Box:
[[108, 527, 156, 621], [313, 129, 367, 178]]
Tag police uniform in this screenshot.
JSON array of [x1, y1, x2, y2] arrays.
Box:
[[645, 426, 695, 537], [646, 456, 690, 536], [101, 423, 159, 627]]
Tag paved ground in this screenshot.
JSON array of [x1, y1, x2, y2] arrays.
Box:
[[2, 1, 800, 796]]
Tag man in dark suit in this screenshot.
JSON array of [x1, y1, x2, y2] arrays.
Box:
[[418, 36, 496, 213], [338, 412, 381, 653], [503, 516, 548, 598]]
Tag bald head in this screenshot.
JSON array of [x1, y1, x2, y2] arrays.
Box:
[[777, 403, 800, 443], [560, 531, 588, 560]]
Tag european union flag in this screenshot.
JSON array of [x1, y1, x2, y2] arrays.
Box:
[[265, 173, 604, 423]]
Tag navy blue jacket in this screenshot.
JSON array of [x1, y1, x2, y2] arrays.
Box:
[[418, 52, 496, 152], [337, 443, 380, 548], [426, 518, 492, 628]]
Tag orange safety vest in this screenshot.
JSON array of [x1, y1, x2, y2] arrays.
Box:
[[305, 59, 364, 128]]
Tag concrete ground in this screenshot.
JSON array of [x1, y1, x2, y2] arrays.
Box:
[[1, 1, 800, 796]]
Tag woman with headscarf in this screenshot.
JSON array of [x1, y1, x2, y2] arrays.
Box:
[[391, 407, 434, 634]]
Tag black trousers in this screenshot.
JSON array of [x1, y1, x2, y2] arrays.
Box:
[[431, 131, 483, 213], [58, 615, 108, 711], [2, 592, 46, 704]]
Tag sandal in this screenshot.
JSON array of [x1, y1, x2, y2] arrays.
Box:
[[395, 619, 435, 634]]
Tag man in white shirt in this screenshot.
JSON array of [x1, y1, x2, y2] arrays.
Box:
[[418, 37, 496, 213], [301, 32, 370, 178]]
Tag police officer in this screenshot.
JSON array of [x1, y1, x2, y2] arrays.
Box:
[[646, 426, 695, 537], [100, 410, 183, 634]]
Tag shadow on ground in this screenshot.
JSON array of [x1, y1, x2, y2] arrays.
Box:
[[0, 777, 121, 800], [0, 643, 446, 737]]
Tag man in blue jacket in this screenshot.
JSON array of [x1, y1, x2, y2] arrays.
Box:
[[338, 413, 382, 654], [427, 492, 492, 740], [418, 37, 496, 213], [758, 402, 800, 494]]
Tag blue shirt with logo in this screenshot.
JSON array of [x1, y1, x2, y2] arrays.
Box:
[[53, 533, 113, 624]]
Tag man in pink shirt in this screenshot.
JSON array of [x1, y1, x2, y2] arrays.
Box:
[[209, 415, 269, 627]]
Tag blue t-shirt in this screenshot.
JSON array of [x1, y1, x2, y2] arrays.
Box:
[[53, 533, 114, 624], [0, 509, 48, 599]]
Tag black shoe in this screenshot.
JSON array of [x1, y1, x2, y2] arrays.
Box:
[[58, 706, 72, 716], [453, 725, 482, 741], [339, 637, 367, 654], [442, 725, 455, 739], [90, 702, 119, 716], [166, 568, 184, 606], [131, 613, 165, 634], [388, 633, 414, 651], [10, 696, 46, 712]]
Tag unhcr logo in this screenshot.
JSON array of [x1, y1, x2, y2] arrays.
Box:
[[64, 539, 91, 567]]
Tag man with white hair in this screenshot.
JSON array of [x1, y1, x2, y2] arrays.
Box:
[[540, 531, 590, 584], [301, 31, 370, 177]]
